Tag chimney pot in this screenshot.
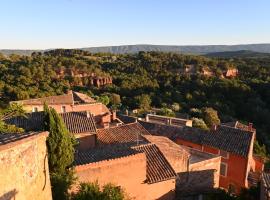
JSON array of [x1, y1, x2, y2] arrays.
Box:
[[86, 111, 90, 118]]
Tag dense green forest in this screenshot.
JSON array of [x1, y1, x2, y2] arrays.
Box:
[[0, 49, 270, 152]]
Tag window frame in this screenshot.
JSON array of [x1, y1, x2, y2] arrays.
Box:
[[220, 162, 228, 177], [61, 105, 66, 113], [32, 107, 38, 112]]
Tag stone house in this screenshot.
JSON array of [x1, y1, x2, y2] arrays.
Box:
[[74, 123, 221, 200], [10, 91, 112, 126], [139, 120, 263, 194], [0, 131, 52, 200]]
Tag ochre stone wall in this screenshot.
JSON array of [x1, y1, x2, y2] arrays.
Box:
[[176, 156, 221, 197], [75, 153, 175, 200], [22, 103, 110, 118], [175, 138, 250, 194], [75, 133, 96, 151], [0, 133, 52, 200]]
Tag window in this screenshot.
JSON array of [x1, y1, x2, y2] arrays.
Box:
[[220, 162, 228, 177], [61, 106, 66, 113], [220, 150, 229, 159], [32, 107, 38, 112]]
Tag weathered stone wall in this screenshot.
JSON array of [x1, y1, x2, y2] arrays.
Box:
[[176, 156, 221, 197], [75, 153, 175, 200], [0, 133, 52, 200], [75, 133, 96, 151]]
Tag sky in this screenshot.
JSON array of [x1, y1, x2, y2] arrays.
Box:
[[1, 0, 270, 49]]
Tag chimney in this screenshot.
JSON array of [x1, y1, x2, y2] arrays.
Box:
[[248, 123, 253, 131], [86, 111, 91, 118], [212, 124, 217, 131], [111, 110, 117, 121]]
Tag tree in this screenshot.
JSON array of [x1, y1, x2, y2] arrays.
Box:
[[192, 118, 209, 130], [0, 103, 25, 133], [110, 93, 121, 109], [44, 104, 76, 200], [98, 95, 110, 106], [72, 182, 128, 200], [136, 94, 151, 111], [171, 102, 181, 112], [202, 107, 220, 128]]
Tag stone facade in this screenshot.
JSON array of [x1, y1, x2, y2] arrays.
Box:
[[75, 153, 175, 200], [0, 132, 52, 200], [176, 148, 221, 198]]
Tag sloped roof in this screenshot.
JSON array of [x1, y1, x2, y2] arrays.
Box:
[[96, 123, 150, 147], [5, 111, 96, 134], [262, 173, 270, 188], [0, 131, 48, 151], [140, 121, 254, 157], [133, 144, 177, 184], [74, 143, 177, 184], [222, 121, 256, 132], [74, 144, 139, 165], [11, 91, 96, 106]]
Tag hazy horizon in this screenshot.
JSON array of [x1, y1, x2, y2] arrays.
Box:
[[1, 0, 270, 49]]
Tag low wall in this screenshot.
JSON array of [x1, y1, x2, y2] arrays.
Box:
[[176, 156, 221, 197], [0, 133, 52, 200], [75, 152, 175, 200]]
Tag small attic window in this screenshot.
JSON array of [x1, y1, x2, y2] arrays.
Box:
[[32, 107, 38, 112], [61, 106, 66, 113]]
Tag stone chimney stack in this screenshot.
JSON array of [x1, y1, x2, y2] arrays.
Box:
[[248, 123, 253, 131], [86, 111, 91, 118], [212, 124, 217, 131], [111, 110, 117, 121]]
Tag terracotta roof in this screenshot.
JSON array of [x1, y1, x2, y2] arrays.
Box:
[[222, 121, 256, 132], [0, 131, 48, 151], [74, 143, 177, 184], [5, 111, 96, 134], [263, 173, 270, 187], [133, 144, 177, 184], [61, 112, 96, 134], [0, 132, 40, 145], [117, 114, 137, 124], [11, 91, 96, 106], [140, 121, 254, 157], [73, 92, 96, 104], [96, 123, 150, 147], [74, 144, 139, 165]]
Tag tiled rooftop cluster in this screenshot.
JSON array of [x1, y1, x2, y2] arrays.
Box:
[[10, 91, 96, 106], [140, 121, 254, 157], [96, 123, 150, 147], [75, 123, 179, 184], [5, 111, 97, 134]]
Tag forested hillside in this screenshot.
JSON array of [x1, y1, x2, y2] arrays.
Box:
[[0, 49, 270, 151]]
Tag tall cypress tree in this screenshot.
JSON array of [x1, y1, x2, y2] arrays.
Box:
[[44, 104, 76, 199]]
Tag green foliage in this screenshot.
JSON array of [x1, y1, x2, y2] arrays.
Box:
[[136, 94, 151, 111], [157, 107, 175, 117], [202, 107, 221, 128], [50, 170, 76, 200], [0, 104, 25, 133], [192, 117, 209, 130], [254, 140, 268, 158], [72, 182, 127, 200], [1, 50, 270, 151], [110, 93, 121, 109], [44, 104, 77, 200], [98, 95, 110, 106], [171, 102, 181, 112]]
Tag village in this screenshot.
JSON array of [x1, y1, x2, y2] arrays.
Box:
[[0, 90, 269, 200]]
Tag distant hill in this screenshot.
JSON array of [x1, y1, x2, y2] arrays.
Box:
[[1, 43, 270, 56], [205, 50, 270, 58]]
